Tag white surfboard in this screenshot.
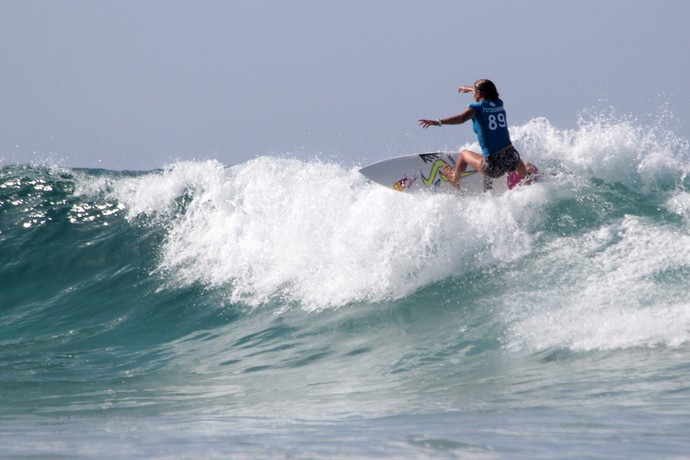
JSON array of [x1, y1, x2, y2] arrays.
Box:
[[359, 152, 507, 195]]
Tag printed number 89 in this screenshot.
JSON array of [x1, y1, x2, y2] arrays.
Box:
[[488, 113, 506, 130]]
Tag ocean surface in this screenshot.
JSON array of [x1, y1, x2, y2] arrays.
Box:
[[2, 115, 690, 458]]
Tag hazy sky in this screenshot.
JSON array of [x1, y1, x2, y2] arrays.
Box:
[[1, 0, 688, 170]]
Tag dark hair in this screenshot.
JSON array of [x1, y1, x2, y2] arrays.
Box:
[[474, 79, 499, 99]]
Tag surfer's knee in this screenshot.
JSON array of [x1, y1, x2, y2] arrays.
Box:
[[459, 150, 483, 171]]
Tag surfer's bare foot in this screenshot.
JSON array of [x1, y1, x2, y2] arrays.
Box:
[[442, 165, 454, 181]]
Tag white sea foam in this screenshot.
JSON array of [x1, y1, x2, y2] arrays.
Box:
[[505, 214, 690, 351], [511, 113, 689, 192], [118, 157, 539, 310]]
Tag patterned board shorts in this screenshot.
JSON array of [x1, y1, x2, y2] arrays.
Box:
[[482, 146, 521, 178]]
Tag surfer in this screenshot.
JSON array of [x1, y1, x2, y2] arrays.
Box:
[[419, 79, 532, 187]]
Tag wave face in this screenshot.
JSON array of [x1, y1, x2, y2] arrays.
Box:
[[2, 114, 690, 457]]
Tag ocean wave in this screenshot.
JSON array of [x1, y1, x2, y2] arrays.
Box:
[[1, 113, 689, 358]]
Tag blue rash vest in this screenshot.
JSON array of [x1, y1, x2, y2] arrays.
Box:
[[469, 99, 512, 157]]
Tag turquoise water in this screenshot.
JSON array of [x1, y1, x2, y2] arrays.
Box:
[[2, 115, 690, 458]]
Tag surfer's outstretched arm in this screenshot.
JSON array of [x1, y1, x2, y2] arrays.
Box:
[[419, 107, 474, 128]]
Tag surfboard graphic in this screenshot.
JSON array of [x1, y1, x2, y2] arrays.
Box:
[[360, 152, 506, 195]]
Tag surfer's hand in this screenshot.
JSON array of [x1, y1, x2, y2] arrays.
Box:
[[419, 119, 440, 129], [458, 86, 473, 93]]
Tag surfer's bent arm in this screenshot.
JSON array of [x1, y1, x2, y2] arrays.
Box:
[[419, 108, 474, 128]]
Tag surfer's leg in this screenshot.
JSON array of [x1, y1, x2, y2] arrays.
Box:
[[458, 149, 483, 175], [444, 149, 483, 186]]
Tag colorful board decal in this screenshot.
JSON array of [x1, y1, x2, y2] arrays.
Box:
[[360, 152, 507, 195], [393, 175, 417, 191]]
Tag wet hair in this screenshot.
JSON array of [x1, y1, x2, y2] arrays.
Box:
[[474, 79, 499, 99]]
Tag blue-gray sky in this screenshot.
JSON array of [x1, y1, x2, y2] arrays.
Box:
[[1, 0, 688, 170]]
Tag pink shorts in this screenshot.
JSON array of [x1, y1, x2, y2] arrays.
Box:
[[507, 165, 539, 189]]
